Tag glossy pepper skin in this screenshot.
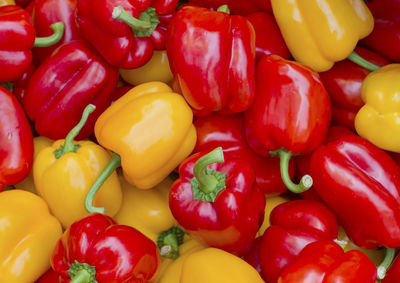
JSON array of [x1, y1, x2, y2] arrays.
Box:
[[23, 40, 118, 140], [76, 0, 177, 69], [319, 47, 389, 130], [0, 85, 33, 191], [169, 148, 266, 256], [51, 213, 160, 283], [167, 5, 256, 116], [310, 135, 400, 249], [271, 0, 374, 72], [0, 190, 62, 283], [279, 240, 377, 283], [259, 200, 338, 283], [188, 0, 272, 15], [194, 113, 296, 195], [355, 64, 400, 152], [95, 82, 196, 189]]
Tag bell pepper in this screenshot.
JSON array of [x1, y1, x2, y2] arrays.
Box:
[[167, 5, 256, 116], [119, 50, 173, 86], [271, 0, 374, 72], [11, 62, 34, 103], [382, 253, 400, 283], [33, 105, 122, 228], [310, 135, 400, 249], [0, 5, 64, 82], [169, 147, 266, 256], [194, 113, 296, 195], [320, 47, 389, 131], [0, 85, 33, 191], [51, 213, 160, 283], [36, 269, 60, 283], [0, 189, 62, 283], [23, 40, 119, 140], [258, 199, 338, 283], [278, 240, 377, 283], [244, 54, 331, 194], [355, 64, 400, 152], [76, 0, 177, 69], [188, 0, 272, 15], [15, 0, 31, 7]]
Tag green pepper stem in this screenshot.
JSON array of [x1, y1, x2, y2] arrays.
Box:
[[69, 269, 90, 283], [347, 51, 381, 72], [61, 104, 96, 155], [33, 22, 65, 47], [377, 248, 396, 280], [85, 153, 121, 214], [217, 4, 230, 14], [157, 226, 185, 259]]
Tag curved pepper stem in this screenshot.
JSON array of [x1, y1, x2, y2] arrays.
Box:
[[217, 4, 230, 14], [68, 261, 96, 283], [157, 226, 185, 259], [33, 22, 65, 47], [112, 5, 159, 37], [347, 51, 381, 72], [377, 248, 396, 280], [270, 149, 313, 194], [85, 153, 121, 214]]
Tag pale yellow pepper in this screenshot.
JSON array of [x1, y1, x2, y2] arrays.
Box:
[[257, 195, 289, 237], [0, 190, 62, 283], [271, 0, 374, 72]]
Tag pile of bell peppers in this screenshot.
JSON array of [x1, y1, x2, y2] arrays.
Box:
[[2, 0, 400, 282]]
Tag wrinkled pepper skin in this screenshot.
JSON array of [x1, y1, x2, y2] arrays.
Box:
[[167, 5, 256, 116], [355, 64, 400, 153], [0, 190, 62, 283], [51, 213, 160, 283], [259, 200, 338, 283], [188, 0, 272, 15], [271, 0, 374, 72], [95, 82, 196, 189], [279, 240, 377, 283], [320, 47, 389, 130], [0, 5, 35, 82], [23, 40, 118, 140], [310, 135, 400, 249], [169, 149, 266, 256], [0, 85, 33, 191]]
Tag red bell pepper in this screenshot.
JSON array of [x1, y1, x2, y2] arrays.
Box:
[[310, 135, 400, 249], [23, 40, 118, 140], [169, 147, 266, 256], [11, 63, 35, 104], [51, 213, 160, 283], [76, 0, 177, 69], [361, 0, 400, 62], [243, 237, 263, 275], [194, 113, 296, 195], [0, 85, 33, 191], [319, 47, 389, 130], [188, 0, 272, 15], [36, 269, 60, 283], [382, 253, 400, 283], [244, 54, 331, 194], [167, 5, 256, 116], [258, 200, 338, 283], [278, 240, 377, 283], [15, 0, 33, 7]]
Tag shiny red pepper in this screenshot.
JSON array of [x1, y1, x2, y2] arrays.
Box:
[[194, 113, 296, 195], [310, 135, 400, 249], [319, 47, 389, 130], [76, 0, 177, 69], [11, 62, 35, 104], [258, 200, 338, 283], [169, 147, 266, 256], [23, 40, 118, 140], [188, 0, 272, 15], [51, 213, 160, 283], [167, 5, 256, 116], [244, 54, 331, 194], [0, 85, 33, 191], [279, 240, 377, 283]]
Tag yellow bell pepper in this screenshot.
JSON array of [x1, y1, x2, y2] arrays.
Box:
[[271, 0, 374, 72], [0, 0, 15, 6], [257, 195, 289, 237], [355, 64, 400, 152], [33, 105, 122, 228], [0, 189, 62, 283], [119, 50, 173, 86]]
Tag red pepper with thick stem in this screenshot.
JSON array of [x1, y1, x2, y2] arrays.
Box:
[[51, 213, 160, 283], [310, 135, 400, 249], [166, 5, 256, 116], [244, 54, 331, 194], [76, 0, 177, 69], [0, 85, 33, 191], [188, 0, 272, 15], [23, 40, 118, 140], [194, 113, 296, 195], [169, 147, 266, 256]]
